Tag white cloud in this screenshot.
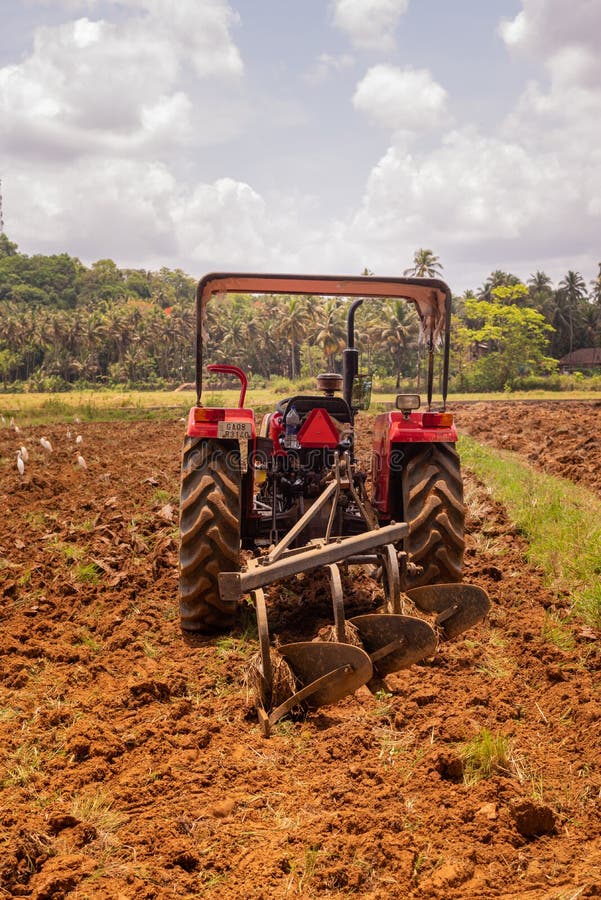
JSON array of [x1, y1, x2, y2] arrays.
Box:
[[332, 0, 409, 51], [174, 178, 270, 262], [0, 1, 243, 162], [27, 0, 243, 77], [343, 106, 601, 281], [499, 0, 601, 133], [117, 0, 244, 79], [5, 158, 179, 262], [351, 130, 567, 245], [3, 155, 299, 273], [0, 0, 266, 272], [352, 65, 449, 133], [499, 1, 601, 180], [499, 0, 601, 61]]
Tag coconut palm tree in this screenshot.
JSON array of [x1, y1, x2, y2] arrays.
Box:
[[275, 296, 313, 379], [590, 263, 601, 307], [558, 271, 588, 354], [477, 270, 521, 301], [314, 300, 346, 370], [403, 249, 443, 278], [379, 300, 419, 387], [527, 271, 554, 318]]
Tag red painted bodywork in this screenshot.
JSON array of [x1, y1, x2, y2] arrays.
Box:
[[266, 412, 285, 456], [186, 407, 255, 440], [372, 411, 458, 517]]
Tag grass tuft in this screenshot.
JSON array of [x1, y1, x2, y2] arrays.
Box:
[[74, 561, 101, 584], [71, 790, 126, 850], [1, 745, 42, 787], [77, 629, 102, 652], [541, 612, 576, 652], [460, 728, 511, 785]]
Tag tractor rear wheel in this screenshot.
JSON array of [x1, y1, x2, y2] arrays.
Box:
[[179, 437, 241, 632], [400, 442, 465, 589]]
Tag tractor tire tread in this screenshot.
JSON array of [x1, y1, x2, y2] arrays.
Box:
[[179, 437, 241, 632], [401, 442, 465, 588]]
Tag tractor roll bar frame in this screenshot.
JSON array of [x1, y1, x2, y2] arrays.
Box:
[[195, 273, 453, 410]]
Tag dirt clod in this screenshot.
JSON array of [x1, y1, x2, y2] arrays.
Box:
[[510, 798, 557, 837], [210, 798, 237, 818]]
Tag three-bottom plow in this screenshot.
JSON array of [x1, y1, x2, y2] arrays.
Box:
[[218, 468, 490, 736]]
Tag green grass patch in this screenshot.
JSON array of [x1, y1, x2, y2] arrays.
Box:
[[0, 391, 191, 426], [460, 435, 601, 627]]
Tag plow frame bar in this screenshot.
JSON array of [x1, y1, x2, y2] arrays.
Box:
[[218, 522, 408, 605]]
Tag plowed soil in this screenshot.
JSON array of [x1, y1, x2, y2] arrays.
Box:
[[454, 400, 601, 497], [1, 414, 600, 899]]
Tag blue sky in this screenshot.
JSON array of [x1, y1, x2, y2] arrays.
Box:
[[1, 0, 600, 292]]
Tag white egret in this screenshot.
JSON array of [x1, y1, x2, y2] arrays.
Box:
[[66, 429, 72, 439], [16, 451, 25, 477], [76, 454, 87, 470], [40, 437, 53, 452], [20, 446, 29, 463], [75, 435, 83, 444]]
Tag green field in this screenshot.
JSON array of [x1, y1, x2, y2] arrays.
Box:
[[2, 387, 601, 426]]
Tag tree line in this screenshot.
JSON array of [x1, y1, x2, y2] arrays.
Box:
[[0, 235, 600, 392]]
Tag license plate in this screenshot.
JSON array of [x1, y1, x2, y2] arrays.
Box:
[[217, 421, 253, 440]]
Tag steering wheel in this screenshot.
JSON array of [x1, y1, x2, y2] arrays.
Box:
[[275, 398, 291, 415]]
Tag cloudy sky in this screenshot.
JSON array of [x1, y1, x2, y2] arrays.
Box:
[[1, 0, 600, 291]]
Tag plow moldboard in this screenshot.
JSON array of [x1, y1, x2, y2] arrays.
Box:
[[350, 613, 437, 675], [406, 584, 491, 639], [278, 641, 373, 707]]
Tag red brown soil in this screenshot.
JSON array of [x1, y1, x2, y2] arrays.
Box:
[[454, 400, 601, 497], [1, 414, 600, 899]]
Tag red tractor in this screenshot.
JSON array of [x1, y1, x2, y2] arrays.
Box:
[[180, 273, 489, 733]]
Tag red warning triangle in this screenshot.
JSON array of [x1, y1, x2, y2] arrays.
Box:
[[297, 407, 340, 449]]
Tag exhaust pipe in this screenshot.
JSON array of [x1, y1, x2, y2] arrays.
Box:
[[343, 298, 363, 409]]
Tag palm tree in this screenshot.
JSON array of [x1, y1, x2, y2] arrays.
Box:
[[275, 296, 312, 379], [477, 270, 521, 300], [314, 300, 346, 370], [527, 271, 554, 319], [528, 271, 552, 293], [379, 300, 419, 388], [558, 271, 587, 354], [403, 249, 443, 278]]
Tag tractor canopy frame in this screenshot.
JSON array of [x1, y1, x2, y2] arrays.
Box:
[[195, 273, 453, 410]]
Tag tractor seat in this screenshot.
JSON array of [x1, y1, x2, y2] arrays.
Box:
[[281, 395, 352, 425]]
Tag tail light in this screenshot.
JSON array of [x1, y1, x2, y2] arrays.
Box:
[[422, 412, 454, 427], [194, 408, 226, 423]]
